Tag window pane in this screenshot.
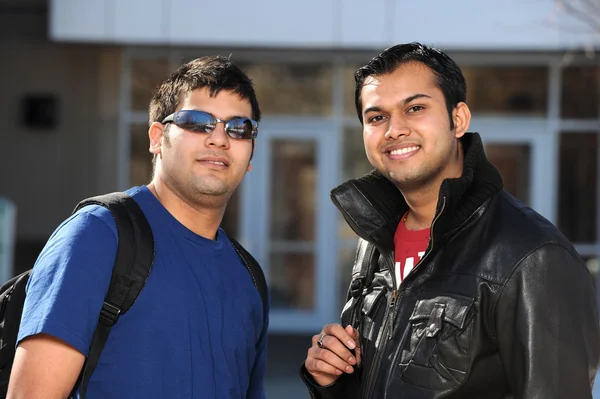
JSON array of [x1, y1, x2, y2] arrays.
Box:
[[130, 124, 152, 187], [270, 140, 316, 241], [344, 65, 360, 117], [339, 126, 373, 241], [561, 66, 599, 119], [269, 252, 314, 310], [341, 126, 372, 182], [462, 67, 548, 116], [485, 144, 531, 204], [558, 132, 598, 242], [131, 59, 170, 112], [243, 63, 332, 115]]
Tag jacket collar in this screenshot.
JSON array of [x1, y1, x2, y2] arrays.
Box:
[[330, 132, 503, 251]]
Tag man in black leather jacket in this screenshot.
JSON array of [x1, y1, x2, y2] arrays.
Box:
[[301, 42, 600, 398]]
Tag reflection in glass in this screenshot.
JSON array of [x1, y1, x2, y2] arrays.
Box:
[[242, 63, 333, 115], [131, 60, 170, 112], [485, 144, 531, 204], [462, 66, 548, 116], [269, 252, 314, 310], [130, 124, 152, 187], [270, 140, 316, 241], [558, 132, 598, 243], [561, 66, 599, 119]]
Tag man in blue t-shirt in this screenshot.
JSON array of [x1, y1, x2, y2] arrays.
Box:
[[8, 56, 269, 399]]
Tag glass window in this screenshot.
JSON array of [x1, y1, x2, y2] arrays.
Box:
[[242, 63, 333, 116], [131, 60, 170, 112], [462, 67, 548, 116], [485, 144, 531, 204], [270, 140, 316, 240], [269, 252, 315, 310], [130, 124, 152, 187], [561, 66, 599, 119], [344, 65, 361, 117], [268, 140, 317, 310], [558, 132, 598, 243], [341, 126, 372, 183]]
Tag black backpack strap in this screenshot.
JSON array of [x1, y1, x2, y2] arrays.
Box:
[[342, 238, 378, 331], [71, 192, 154, 399], [228, 237, 269, 319]]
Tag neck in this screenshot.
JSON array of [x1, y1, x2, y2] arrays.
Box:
[[401, 145, 464, 231], [147, 179, 226, 240]]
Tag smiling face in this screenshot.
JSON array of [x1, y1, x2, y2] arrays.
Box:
[[360, 62, 470, 192], [150, 88, 254, 205]]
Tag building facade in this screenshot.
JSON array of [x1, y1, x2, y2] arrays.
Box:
[[4, 0, 600, 337]]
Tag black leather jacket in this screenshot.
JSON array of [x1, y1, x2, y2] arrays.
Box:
[[302, 133, 600, 398]]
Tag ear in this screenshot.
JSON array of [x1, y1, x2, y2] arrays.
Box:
[[247, 163, 253, 172], [452, 102, 471, 139], [149, 122, 164, 155]]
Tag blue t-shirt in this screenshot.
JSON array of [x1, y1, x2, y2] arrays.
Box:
[[18, 186, 268, 399]]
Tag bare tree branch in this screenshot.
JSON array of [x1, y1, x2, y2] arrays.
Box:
[[555, 0, 600, 34]]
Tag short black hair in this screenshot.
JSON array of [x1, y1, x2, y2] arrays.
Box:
[[149, 55, 261, 125], [354, 42, 466, 129]]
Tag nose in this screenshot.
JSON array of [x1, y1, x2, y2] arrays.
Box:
[[205, 122, 230, 148], [385, 117, 410, 140]]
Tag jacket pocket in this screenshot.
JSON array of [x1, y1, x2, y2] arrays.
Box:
[[399, 292, 475, 390], [359, 286, 386, 343]]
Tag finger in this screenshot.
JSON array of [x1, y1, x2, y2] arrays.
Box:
[[308, 346, 356, 374], [320, 334, 358, 366], [346, 325, 362, 366], [305, 356, 343, 377], [323, 324, 357, 350]]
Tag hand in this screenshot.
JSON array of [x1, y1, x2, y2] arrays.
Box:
[[305, 324, 362, 387]]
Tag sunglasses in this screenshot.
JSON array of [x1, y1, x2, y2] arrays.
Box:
[[161, 110, 259, 140]]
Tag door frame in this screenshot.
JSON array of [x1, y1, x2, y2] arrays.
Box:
[[239, 120, 340, 332], [471, 117, 557, 224]]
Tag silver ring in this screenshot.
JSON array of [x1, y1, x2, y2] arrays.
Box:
[[317, 333, 327, 349]]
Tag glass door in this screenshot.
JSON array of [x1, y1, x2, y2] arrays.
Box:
[[240, 122, 339, 332]]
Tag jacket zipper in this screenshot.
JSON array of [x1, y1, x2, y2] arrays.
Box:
[[362, 196, 447, 399]]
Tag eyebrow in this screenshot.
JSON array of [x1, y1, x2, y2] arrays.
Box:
[[363, 93, 432, 115]]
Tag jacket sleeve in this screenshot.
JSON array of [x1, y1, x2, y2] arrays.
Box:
[[495, 243, 600, 399], [300, 362, 362, 399]]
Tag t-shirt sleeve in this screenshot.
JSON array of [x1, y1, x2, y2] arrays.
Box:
[[17, 207, 118, 356]]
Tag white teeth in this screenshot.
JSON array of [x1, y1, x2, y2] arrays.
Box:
[[390, 146, 419, 155], [207, 161, 225, 166]]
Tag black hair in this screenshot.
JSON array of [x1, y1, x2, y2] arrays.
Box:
[[354, 42, 466, 129]]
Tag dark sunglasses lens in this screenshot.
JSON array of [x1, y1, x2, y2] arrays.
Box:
[[176, 111, 215, 133], [226, 118, 257, 139]]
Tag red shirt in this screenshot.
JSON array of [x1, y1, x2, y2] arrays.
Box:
[[394, 216, 430, 288]]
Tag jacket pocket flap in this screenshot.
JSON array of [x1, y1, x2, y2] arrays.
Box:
[[361, 287, 385, 317], [409, 293, 474, 329]]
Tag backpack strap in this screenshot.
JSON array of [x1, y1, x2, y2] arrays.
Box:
[[341, 238, 378, 331], [228, 237, 269, 319], [71, 193, 154, 399]]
